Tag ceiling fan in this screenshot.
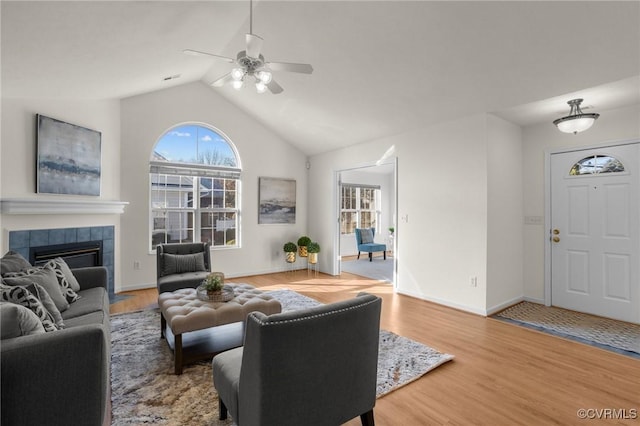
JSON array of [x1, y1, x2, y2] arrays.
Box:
[[184, 0, 313, 94]]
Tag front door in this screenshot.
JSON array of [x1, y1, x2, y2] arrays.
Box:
[[550, 143, 639, 324]]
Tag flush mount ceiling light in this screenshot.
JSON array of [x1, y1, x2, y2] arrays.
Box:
[[553, 98, 600, 134]]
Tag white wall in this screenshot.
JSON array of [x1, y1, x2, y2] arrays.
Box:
[[486, 115, 523, 313], [119, 82, 308, 291], [339, 168, 395, 256], [0, 97, 122, 283], [522, 103, 640, 302], [309, 114, 499, 315]]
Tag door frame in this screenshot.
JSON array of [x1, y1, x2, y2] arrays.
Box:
[[333, 157, 398, 288], [544, 138, 640, 306]]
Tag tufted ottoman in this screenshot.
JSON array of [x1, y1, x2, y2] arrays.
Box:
[[158, 283, 281, 374]]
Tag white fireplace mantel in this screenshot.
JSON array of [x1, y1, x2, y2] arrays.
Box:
[[0, 198, 129, 215]]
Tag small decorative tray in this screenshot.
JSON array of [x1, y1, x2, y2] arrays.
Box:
[[196, 284, 235, 302]]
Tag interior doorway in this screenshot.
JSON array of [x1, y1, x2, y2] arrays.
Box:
[[335, 160, 397, 286]]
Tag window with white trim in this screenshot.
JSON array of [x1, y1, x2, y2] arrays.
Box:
[[340, 184, 381, 235], [150, 124, 241, 250]]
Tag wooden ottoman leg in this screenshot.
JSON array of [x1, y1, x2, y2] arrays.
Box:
[[174, 333, 183, 375], [160, 312, 166, 339]]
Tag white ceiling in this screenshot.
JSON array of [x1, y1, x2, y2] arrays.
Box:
[[2, 1, 639, 156]]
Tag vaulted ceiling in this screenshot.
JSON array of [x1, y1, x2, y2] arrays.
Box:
[[2, 1, 639, 156]]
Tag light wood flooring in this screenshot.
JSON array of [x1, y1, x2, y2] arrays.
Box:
[[110, 271, 640, 425]]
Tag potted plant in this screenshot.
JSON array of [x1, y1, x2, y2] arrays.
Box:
[[388, 227, 395, 235], [204, 272, 224, 295], [307, 241, 320, 264], [283, 242, 297, 263], [297, 236, 311, 257]]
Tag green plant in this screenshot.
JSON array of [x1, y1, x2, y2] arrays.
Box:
[[389, 227, 395, 234], [297, 236, 311, 247], [204, 273, 224, 292], [283, 242, 297, 253], [307, 242, 320, 253]]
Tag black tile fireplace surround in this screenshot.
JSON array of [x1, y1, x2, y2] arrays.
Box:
[[8, 226, 114, 298]]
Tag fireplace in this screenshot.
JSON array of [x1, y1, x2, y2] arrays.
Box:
[[9, 226, 115, 299], [30, 240, 103, 269]]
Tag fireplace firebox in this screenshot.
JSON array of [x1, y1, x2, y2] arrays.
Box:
[[30, 241, 103, 269]]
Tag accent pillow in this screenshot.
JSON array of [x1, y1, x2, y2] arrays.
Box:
[[53, 257, 81, 292], [23, 282, 65, 329], [4, 267, 70, 312], [0, 301, 46, 339], [0, 283, 59, 332], [6, 259, 80, 305], [360, 228, 374, 244], [0, 251, 32, 275], [162, 252, 206, 276]]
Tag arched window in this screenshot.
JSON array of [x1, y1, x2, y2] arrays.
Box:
[[569, 155, 625, 176], [149, 124, 241, 250]]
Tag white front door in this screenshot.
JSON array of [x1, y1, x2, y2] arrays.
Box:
[[550, 143, 639, 324]]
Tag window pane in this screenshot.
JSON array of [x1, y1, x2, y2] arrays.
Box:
[[341, 212, 357, 234], [570, 155, 625, 175], [153, 124, 238, 167], [361, 211, 374, 229], [202, 212, 237, 247], [360, 188, 375, 210]]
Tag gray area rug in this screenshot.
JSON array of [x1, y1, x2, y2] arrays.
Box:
[[341, 257, 393, 282], [494, 301, 640, 358], [111, 289, 453, 425]]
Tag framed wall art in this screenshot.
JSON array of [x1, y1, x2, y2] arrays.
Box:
[[36, 114, 102, 196], [258, 177, 296, 224]]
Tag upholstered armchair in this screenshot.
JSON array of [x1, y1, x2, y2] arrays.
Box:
[[212, 292, 382, 426], [355, 228, 387, 262], [156, 242, 211, 294]]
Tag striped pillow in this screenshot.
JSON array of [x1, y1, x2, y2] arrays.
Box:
[[162, 253, 206, 276]]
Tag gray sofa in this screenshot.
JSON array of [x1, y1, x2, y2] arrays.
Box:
[[1, 266, 111, 426]]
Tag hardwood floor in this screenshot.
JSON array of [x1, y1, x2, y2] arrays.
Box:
[[110, 271, 640, 425]]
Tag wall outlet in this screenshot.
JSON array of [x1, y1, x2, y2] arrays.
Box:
[[470, 276, 478, 287], [133, 261, 141, 270]]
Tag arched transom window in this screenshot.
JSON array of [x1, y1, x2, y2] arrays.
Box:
[[149, 124, 241, 250], [569, 155, 625, 176]]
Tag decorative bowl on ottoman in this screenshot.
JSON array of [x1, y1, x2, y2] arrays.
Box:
[[197, 284, 235, 302]]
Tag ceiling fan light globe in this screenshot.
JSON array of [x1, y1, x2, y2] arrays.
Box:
[[232, 80, 244, 90], [257, 70, 272, 84], [255, 81, 267, 93], [231, 68, 245, 81]]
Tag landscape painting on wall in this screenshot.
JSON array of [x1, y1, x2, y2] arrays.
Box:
[[258, 177, 296, 224], [37, 114, 101, 196]]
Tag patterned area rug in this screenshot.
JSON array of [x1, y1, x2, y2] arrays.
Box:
[[494, 301, 640, 358], [110, 289, 453, 425]]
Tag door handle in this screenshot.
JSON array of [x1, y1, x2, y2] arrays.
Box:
[[552, 236, 560, 243]]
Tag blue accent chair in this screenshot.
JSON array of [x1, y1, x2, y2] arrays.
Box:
[[355, 228, 387, 262]]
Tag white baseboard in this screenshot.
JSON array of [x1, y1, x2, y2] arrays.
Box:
[[486, 296, 524, 316], [523, 296, 544, 305], [396, 288, 487, 316]]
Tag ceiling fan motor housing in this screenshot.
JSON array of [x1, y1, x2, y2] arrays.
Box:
[[237, 51, 266, 76]]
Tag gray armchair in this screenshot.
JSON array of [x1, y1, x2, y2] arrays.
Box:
[[156, 242, 211, 294], [212, 292, 382, 426]]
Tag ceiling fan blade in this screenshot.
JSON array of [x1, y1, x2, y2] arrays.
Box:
[[266, 62, 313, 74], [267, 79, 284, 94], [210, 72, 233, 87], [245, 33, 264, 59], [183, 49, 235, 63]]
